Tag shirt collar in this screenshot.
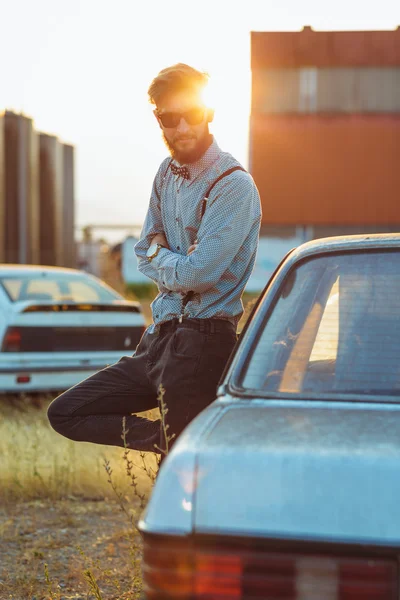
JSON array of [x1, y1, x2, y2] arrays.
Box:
[[172, 137, 221, 185]]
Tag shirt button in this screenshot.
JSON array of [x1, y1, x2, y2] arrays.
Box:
[[177, 246, 180, 250], [176, 217, 179, 222]]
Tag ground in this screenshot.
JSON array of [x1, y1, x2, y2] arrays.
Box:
[[0, 497, 144, 600], [0, 393, 155, 600]]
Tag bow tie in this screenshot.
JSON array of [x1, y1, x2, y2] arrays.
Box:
[[170, 163, 190, 180]]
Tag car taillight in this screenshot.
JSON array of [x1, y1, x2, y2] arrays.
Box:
[[195, 553, 242, 598], [2, 328, 22, 352], [143, 541, 192, 598], [142, 539, 398, 600], [339, 558, 397, 599]]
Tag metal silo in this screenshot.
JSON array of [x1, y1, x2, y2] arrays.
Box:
[[0, 114, 5, 262], [62, 143, 75, 268], [39, 133, 64, 266], [3, 111, 40, 264]]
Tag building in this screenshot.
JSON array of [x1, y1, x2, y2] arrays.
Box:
[[249, 26, 400, 278]]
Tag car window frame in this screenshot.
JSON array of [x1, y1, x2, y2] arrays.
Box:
[[227, 247, 400, 405], [217, 248, 297, 394]]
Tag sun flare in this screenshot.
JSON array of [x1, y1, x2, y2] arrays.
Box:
[[198, 65, 252, 167]]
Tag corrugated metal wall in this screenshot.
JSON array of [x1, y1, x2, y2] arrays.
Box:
[[251, 114, 400, 225], [250, 28, 400, 227], [252, 68, 400, 113], [251, 27, 400, 68]]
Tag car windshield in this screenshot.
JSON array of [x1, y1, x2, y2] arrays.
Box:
[[242, 250, 400, 398], [0, 273, 122, 303]]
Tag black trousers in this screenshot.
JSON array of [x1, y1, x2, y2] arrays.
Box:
[[47, 318, 237, 454]]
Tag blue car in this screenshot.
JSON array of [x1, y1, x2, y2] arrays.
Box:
[[139, 233, 400, 600]]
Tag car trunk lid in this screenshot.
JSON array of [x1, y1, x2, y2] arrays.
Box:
[[3, 301, 145, 352], [193, 401, 400, 546]]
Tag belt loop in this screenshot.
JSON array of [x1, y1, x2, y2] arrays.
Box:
[[210, 320, 215, 334], [199, 320, 205, 333]]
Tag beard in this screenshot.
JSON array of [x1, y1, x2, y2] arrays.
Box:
[[162, 129, 213, 165]]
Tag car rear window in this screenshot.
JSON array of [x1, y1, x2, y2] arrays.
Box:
[[0, 274, 121, 303], [242, 250, 400, 398]]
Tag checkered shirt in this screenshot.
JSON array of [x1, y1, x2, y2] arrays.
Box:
[[134, 138, 262, 331]]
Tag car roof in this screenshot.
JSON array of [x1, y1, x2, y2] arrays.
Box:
[[0, 265, 90, 277], [290, 233, 400, 263]]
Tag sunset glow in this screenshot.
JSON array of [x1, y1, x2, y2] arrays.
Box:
[[2, 0, 399, 237]]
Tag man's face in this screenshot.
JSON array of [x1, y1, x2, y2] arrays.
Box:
[[155, 90, 211, 164]]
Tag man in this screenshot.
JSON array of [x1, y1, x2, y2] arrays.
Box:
[[48, 63, 261, 456]]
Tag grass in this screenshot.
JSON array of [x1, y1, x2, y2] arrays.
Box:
[[0, 394, 158, 504], [0, 393, 157, 598]]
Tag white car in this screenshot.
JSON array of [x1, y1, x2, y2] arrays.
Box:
[[0, 265, 146, 393]]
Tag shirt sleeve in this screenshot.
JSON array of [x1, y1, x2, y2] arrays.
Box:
[[134, 161, 170, 292], [151, 171, 261, 294]]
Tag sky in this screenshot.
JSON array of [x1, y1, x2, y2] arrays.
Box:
[[1, 0, 399, 242]]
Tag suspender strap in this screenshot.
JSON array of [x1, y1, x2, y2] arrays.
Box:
[[180, 165, 246, 318], [200, 165, 246, 218], [159, 162, 245, 214]]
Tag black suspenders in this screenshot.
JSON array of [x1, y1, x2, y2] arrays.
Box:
[[179, 164, 246, 320], [200, 165, 246, 219]]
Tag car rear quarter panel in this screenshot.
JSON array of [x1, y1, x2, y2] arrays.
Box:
[[139, 404, 227, 536]]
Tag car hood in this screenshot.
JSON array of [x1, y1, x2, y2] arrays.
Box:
[[141, 399, 400, 546]]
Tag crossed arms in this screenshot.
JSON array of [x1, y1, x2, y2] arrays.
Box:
[[134, 170, 260, 295]]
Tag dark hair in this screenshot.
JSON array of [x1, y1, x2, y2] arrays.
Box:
[[148, 63, 209, 106]]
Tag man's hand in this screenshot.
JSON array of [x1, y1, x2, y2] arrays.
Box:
[[150, 233, 197, 254], [150, 233, 169, 249], [188, 243, 198, 255], [188, 238, 198, 255]]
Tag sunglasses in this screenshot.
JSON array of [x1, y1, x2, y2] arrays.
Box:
[[157, 107, 205, 128]]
